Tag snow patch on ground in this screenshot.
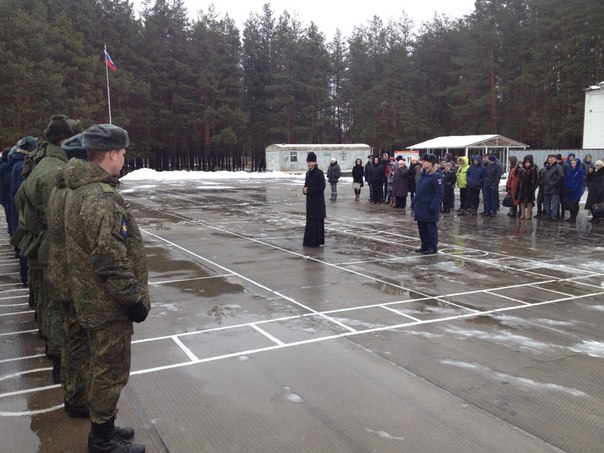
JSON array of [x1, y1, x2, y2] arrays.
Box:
[[441, 360, 587, 396], [442, 326, 556, 352], [569, 340, 604, 358]]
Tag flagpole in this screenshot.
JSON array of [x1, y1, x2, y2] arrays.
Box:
[[104, 44, 112, 124]]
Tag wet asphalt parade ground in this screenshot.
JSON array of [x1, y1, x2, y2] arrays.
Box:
[[1, 175, 604, 453]]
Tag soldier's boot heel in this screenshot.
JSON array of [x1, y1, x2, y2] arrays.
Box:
[[89, 420, 145, 453]]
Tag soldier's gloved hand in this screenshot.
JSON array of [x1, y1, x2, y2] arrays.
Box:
[[428, 207, 436, 214], [127, 301, 148, 323]]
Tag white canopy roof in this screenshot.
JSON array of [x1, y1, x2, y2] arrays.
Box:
[[407, 134, 528, 150]]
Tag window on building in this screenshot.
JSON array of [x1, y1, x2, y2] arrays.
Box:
[[290, 152, 297, 162], [341, 152, 346, 161]]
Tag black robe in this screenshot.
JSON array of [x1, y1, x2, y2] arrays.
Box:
[[303, 166, 326, 247]]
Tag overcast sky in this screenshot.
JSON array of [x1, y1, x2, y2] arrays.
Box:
[[134, 1, 477, 39]]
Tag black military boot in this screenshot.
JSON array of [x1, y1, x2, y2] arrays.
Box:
[[88, 419, 145, 453]]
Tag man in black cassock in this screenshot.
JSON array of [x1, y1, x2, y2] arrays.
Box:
[[302, 152, 326, 247]]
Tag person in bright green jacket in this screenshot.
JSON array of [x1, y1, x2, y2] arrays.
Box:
[[455, 156, 469, 215]]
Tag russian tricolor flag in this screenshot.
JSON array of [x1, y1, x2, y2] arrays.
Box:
[[104, 50, 117, 71]]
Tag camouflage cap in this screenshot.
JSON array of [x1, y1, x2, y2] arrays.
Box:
[[82, 124, 129, 152]]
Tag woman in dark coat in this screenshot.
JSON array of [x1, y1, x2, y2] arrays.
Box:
[[585, 160, 604, 224], [352, 158, 364, 201], [391, 157, 409, 208], [517, 154, 539, 220], [411, 154, 444, 255], [303, 152, 326, 246], [369, 156, 385, 203]]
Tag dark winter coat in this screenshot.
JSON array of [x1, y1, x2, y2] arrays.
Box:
[[304, 166, 326, 220], [327, 161, 341, 183], [564, 160, 584, 203], [364, 161, 372, 182], [412, 167, 444, 223], [369, 162, 385, 183], [466, 156, 485, 189], [352, 164, 364, 186], [483, 160, 503, 189], [543, 162, 564, 194], [518, 157, 539, 203], [391, 165, 409, 197], [585, 168, 604, 210]]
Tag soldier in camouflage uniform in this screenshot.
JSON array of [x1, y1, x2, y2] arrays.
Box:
[[15, 114, 81, 383], [46, 135, 91, 417], [64, 124, 149, 453]]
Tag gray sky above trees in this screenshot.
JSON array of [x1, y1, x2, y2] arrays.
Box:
[[134, 0, 476, 38]]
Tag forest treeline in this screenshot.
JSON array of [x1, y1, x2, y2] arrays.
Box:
[[0, 0, 603, 171]]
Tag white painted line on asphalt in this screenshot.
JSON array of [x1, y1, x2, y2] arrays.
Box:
[[0, 287, 28, 293], [126, 290, 604, 378], [141, 229, 358, 334], [149, 274, 235, 285], [0, 294, 29, 301], [0, 404, 64, 417], [535, 286, 574, 297], [0, 383, 59, 399], [0, 309, 33, 317], [171, 336, 199, 362], [484, 291, 532, 305], [0, 302, 28, 308], [380, 305, 422, 322], [0, 353, 45, 364], [251, 324, 285, 346], [433, 298, 479, 312], [0, 367, 51, 382], [0, 329, 37, 337]]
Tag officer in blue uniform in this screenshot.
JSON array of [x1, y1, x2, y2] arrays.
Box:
[[411, 154, 444, 255]]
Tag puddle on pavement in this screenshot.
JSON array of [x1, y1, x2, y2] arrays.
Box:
[[145, 246, 213, 277]]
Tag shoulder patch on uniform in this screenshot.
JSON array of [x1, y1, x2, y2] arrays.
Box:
[[99, 182, 115, 193], [120, 215, 129, 238]]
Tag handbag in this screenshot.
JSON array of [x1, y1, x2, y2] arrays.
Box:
[[352, 182, 361, 190], [502, 194, 513, 207]]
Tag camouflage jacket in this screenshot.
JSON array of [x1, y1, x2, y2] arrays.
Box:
[[46, 162, 72, 302], [64, 161, 150, 330], [18, 142, 67, 262]]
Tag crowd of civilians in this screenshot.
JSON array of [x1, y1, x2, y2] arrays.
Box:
[[350, 151, 604, 224]]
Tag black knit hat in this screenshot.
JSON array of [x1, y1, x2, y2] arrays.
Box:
[[306, 152, 317, 162], [44, 114, 79, 144], [420, 153, 438, 164], [82, 124, 129, 151]]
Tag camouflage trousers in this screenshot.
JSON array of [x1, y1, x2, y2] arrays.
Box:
[[27, 262, 44, 335], [88, 321, 133, 424], [42, 268, 64, 357], [60, 301, 90, 407]]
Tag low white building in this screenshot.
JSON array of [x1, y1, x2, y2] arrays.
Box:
[[584, 82, 604, 149], [265, 144, 371, 172]]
